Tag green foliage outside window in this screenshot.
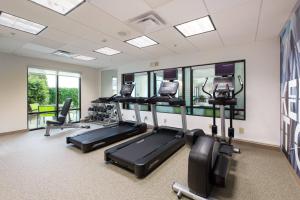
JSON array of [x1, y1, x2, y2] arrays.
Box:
[[28, 74, 49, 105], [28, 73, 79, 108]]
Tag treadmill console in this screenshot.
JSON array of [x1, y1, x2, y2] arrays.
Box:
[[120, 84, 134, 97], [159, 81, 179, 97]]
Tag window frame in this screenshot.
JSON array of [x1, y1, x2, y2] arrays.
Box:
[[121, 59, 246, 120], [27, 67, 82, 130]]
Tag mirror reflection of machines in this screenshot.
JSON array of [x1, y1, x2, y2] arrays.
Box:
[[105, 68, 187, 178], [66, 74, 147, 153], [172, 63, 244, 200]]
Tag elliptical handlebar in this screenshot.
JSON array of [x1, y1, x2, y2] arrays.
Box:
[[234, 75, 244, 96], [202, 77, 212, 98]]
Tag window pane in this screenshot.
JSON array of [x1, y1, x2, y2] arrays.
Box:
[[192, 62, 245, 119], [27, 70, 57, 129], [112, 77, 118, 95], [129, 72, 148, 111], [58, 75, 80, 110], [154, 68, 183, 113], [28, 68, 82, 130]]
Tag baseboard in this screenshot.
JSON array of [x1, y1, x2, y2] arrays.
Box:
[[233, 138, 280, 151], [0, 129, 28, 136]]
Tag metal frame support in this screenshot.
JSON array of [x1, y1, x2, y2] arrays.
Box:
[[181, 106, 187, 133], [151, 104, 158, 128], [172, 182, 208, 200], [115, 102, 123, 122], [134, 103, 142, 124]]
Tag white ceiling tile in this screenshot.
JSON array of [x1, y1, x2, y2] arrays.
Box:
[[155, 0, 208, 26], [256, 0, 297, 40], [90, 0, 151, 21], [22, 43, 56, 54], [68, 3, 141, 41], [0, 37, 27, 53], [0, 25, 36, 41], [187, 31, 223, 50], [204, 0, 252, 14], [211, 0, 261, 46], [32, 36, 65, 49], [143, 45, 175, 58], [148, 27, 198, 54], [38, 28, 76, 44], [144, 0, 174, 9]]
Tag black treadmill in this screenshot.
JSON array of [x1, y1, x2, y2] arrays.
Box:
[[66, 74, 147, 153], [105, 68, 187, 178]]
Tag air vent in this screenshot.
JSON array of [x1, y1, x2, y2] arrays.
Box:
[[129, 11, 166, 34], [53, 50, 76, 58]]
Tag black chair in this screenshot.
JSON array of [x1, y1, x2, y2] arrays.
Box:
[[45, 98, 89, 136]]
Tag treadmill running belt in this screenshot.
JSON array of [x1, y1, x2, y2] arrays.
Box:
[[110, 132, 176, 163], [71, 124, 136, 143]]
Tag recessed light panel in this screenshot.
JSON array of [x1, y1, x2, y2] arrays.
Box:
[[94, 47, 121, 56], [0, 11, 46, 35], [29, 0, 85, 15], [74, 55, 96, 61], [125, 36, 158, 48], [174, 16, 215, 37]]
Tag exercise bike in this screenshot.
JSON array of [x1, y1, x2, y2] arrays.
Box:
[[172, 63, 244, 200]]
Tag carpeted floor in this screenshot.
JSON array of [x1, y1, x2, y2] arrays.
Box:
[[0, 127, 299, 200]]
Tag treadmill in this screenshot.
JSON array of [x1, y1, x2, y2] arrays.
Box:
[[105, 68, 187, 178], [66, 74, 147, 153]]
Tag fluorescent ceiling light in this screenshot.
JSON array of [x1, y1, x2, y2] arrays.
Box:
[[29, 0, 85, 15], [125, 36, 158, 48], [94, 47, 121, 56], [74, 55, 96, 61], [53, 50, 95, 61], [0, 11, 46, 35], [174, 16, 215, 37]]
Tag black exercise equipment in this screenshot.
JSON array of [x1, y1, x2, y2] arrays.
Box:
[[105, 68, 187, 178], [45, 98, 90, 136], [172, 63, 244, 199], [66, 74, 147, 153]]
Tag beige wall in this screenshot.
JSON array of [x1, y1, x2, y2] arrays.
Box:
[[113, 39, 280, 146], [0, 52, 99, 133]]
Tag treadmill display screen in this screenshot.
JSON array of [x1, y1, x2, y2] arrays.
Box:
[[124, 73, 134, 83], [164, 68, 178, 80], [215, 63, 235, 76]]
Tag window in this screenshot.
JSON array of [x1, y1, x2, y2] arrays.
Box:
[[27, 67, 81, 130], [190, 61, 245, 120], [150, 68, 183, 114], [122, 60, 246, 120], [112, 77, 118, 95], [126, 72, 149, 111]]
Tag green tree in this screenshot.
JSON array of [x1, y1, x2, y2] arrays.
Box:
[[58, 88, 79, 108], [28, 74, 50, 105]]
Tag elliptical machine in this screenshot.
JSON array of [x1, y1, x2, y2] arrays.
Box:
[[172, 63, 244, 199]]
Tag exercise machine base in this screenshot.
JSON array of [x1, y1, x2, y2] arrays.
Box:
[[172, 182, 213, 200]]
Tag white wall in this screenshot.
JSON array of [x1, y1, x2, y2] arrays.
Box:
[[112, 39, 280, 146], [0, 52, 99, 133]]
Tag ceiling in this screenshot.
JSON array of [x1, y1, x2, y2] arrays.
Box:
[[0, 0, 297, 68]]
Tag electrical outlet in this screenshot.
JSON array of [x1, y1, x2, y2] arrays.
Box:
[[164, 119, 167, 124], [239, 127, 244, 134]]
